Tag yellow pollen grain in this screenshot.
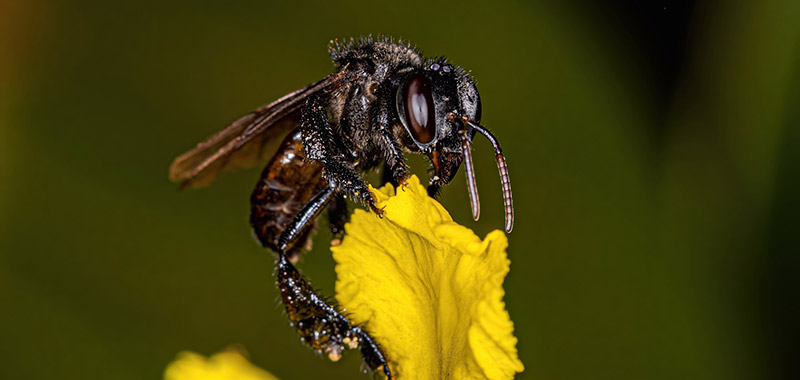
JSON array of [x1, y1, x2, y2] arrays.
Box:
[[327, 352, 342, 362]]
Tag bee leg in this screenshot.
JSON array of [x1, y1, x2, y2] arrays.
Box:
[[300, 95, 383, 215], [372, 83, 409, 186], [272, 184, 393, 377], [375, 131, 408, 188], [321, 160, 384, 215], [276, 252, 393, 378], [278, 187, 334, 253]]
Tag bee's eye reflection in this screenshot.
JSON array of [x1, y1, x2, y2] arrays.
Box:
[[403, 74, 436, 144]]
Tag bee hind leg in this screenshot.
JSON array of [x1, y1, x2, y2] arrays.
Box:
[[274, 188, 393, 378], [276, 187, 352, 251], [275, 253, 392, 378], [278, 187, 335, 253]]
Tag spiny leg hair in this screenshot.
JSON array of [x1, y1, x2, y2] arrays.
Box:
[[300, 95, 383, 215]]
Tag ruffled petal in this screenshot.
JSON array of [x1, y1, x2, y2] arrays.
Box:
[[333, 175, 524, 379]]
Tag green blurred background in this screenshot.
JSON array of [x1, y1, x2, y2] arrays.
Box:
[[1, 0, 798, 379]]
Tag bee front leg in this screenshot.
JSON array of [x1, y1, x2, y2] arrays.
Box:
[[300, 95, 383, 215], [322, 160, 384, 216], [372, 83, 409, 186], [375, 130, 409, 188]]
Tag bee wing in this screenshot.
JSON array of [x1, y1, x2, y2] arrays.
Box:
[[169, 69, 346, 188]]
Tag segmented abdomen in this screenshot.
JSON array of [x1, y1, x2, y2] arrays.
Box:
[[250, 129, 326, 258]]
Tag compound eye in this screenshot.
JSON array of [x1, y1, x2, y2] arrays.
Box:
[[402, 74, 436, 144]]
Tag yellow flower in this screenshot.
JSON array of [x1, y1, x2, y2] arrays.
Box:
[[333, 175, 524, 379], [164, 347, 278, 380]]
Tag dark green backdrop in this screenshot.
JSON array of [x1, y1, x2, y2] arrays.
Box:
[[2, 0, 798, 379]]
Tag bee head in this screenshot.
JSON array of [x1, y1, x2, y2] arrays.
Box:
[[396, 62, 513, 233]]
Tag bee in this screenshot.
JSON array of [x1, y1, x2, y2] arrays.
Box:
[[169, 37, 513, 379]]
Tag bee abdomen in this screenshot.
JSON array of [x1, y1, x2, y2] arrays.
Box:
[[250, 129, 326, 258]]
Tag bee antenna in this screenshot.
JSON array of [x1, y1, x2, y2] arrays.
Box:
[[459, 130, 480, 221], [467, 121, 514, 233]]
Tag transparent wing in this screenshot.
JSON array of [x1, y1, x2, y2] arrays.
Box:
[[169, 69, 346, 188]]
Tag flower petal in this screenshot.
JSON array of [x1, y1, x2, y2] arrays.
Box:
[[333, 175, 524, 379], [164, 347, 279, 380]]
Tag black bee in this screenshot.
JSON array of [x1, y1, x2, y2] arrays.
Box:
[[169, 37, 513, 379]]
